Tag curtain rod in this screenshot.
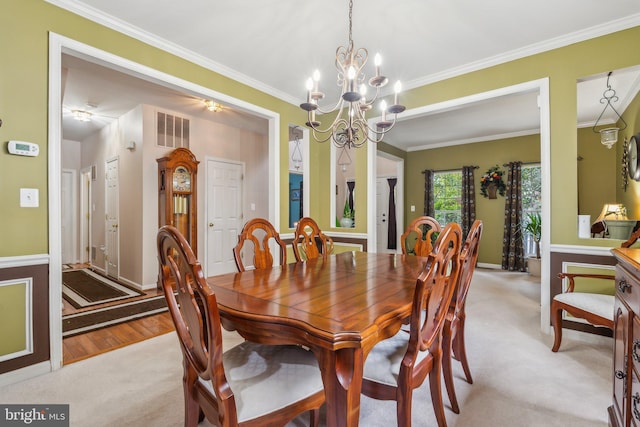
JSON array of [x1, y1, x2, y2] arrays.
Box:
[[421, 166, 478, 174]]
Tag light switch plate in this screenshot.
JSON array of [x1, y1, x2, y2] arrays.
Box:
[[20, 188, 39, 207], [410, 205, 416, 212]]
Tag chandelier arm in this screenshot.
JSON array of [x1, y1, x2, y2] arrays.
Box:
[[300, 0, 405, 148]]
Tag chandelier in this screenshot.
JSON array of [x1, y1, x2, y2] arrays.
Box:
[[592, 71, 627, 149], [299, 0, 405, 148]]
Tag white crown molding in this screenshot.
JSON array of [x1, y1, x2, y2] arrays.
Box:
[[45, 0, 299, 105], [46, 1, 640, 106], [406, 128, 541, 152], [403, 13, 640, 93]]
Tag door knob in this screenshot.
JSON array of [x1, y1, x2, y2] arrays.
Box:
[[209, 223, 214, 227]]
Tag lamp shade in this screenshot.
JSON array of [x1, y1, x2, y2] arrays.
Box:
[[596, 203, 627, 221]]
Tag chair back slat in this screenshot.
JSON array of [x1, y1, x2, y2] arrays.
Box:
[[401, 216, 442, 257], [157, 225, 226, 387], [409, 222, 462, 353], [292, 217, 334, 262], [233, 218, 287, 272], [451, 220, 483, 313]]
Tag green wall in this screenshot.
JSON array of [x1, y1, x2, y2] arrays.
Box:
[[2, 2, 640, 258], [577, 127, 618, 220], [405, 135, 540, 265]]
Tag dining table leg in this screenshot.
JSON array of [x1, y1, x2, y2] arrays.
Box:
[[316, 346, 364, 427]]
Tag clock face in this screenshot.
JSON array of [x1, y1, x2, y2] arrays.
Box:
[[173, 166, 191, 192], [629, 135, 640, 181]]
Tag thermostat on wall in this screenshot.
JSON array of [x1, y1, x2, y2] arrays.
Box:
[[8, 140, 39, 157]]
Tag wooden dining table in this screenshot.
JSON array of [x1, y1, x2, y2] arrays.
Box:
[[206, 250, 426, 427]]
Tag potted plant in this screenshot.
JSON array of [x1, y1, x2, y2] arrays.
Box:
[[340, 199, 354, 228], [523, 212, 542, 276], [480, 165, 507, 199]]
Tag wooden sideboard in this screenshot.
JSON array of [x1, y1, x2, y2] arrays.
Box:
[[610, 248, 640, 427]]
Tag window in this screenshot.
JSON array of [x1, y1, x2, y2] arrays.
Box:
[[433, 171, 462, 226], [521, 164, 542, 257]]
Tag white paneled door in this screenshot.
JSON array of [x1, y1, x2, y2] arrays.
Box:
[[105, 158, 119, 279], [207, 159, 243, 276]]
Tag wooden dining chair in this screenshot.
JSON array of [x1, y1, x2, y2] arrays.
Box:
[[292, 217, 334, 262], [401, 216, 442, 256], [442, 219, 483, 414], [157, 225, 325, 427], [551, 228, 640, 352], [362, 222, 462, 427], [233, 218, 287, 272]]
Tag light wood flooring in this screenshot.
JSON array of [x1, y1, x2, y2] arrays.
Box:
[[63, 311, 174, 365], [62, 264, 174, 365]]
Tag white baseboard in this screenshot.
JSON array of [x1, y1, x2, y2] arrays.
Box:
[[477, 262, 501, 270], [0, 361, 51, 388]]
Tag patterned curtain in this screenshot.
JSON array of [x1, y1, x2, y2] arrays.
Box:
[[347, 181, 355, 212], [502, 162, 525, 271], [422, 169, 435, 217], [387, 178, 397, 250], [461, 166, 476, 238]]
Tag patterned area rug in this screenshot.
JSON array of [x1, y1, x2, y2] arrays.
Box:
[[62, 269, 143, 308], [62, 296, 168, 337]]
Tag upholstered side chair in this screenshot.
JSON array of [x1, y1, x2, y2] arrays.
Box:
[[361, 222, 463, 427], [233, 218, 287, 272], [551, 228, 640, 352], [157, 225, 324, 427]]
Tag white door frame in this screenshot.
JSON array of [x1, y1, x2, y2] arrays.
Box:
[[367, 78, 551, 333], [368, 151, 404, 253], [48, 33, 280, 371], [105, 157, 120, 279], [80, 167, 92, 264], [61, 168, 77, 264]]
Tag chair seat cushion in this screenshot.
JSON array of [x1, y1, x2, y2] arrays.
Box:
[[199, 341, 324, 423], [553, 292, 614, 322], [363, 329, 429, 387]]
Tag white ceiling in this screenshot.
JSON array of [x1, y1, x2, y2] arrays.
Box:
[[51, 0, 640, 149]]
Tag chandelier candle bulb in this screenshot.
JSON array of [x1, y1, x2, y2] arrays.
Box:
[[299, 0, 405, 148], [374, 53, 382, 77]]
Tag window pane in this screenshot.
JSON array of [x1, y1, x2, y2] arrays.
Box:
[[521, 165, 542, 257], [433, 171, 462, 226]]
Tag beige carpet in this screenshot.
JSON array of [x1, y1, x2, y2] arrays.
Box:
[[0, 269, 611, 426]]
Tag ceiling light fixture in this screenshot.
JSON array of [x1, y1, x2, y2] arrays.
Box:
[[204, 100, 224, 112], [592, 71, 627, 149], [72, 109, 92, 122], [300, 0, 405, 149]]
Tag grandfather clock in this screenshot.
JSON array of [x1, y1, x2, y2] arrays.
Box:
[[157, 148, 199, 255]]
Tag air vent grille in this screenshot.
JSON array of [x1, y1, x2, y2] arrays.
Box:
[[157, 111, 190, 148]]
